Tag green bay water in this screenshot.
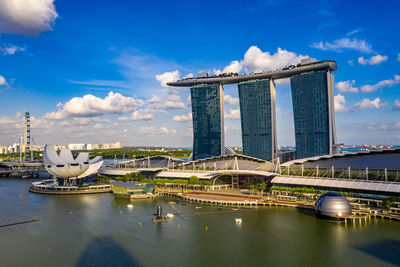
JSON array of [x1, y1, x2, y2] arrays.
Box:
[[1, 178, 400, 266]]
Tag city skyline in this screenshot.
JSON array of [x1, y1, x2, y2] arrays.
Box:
[[0, 0, 400, 147]]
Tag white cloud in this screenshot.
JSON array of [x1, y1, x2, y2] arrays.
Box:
[[347, 59, 354, 66], [224, 94, 239, 105], [137, 126, 176, 136], [334, 94, 348, 112], [358, 55, 388, 65], [71, 117, 110, 125], [145, 94, 160, 104], [93, 123, 103, 129], [392, 100, 400, 111], [0, 0, 58, 36], [335, 80, 358, 93], [183, 73, 194, 79], [352, 98, 388, 110], [0, 116, 17, 126], [360, 75, 400, 93], [225, 108, 240, 119], [310, 38, 373, 53], [214, 46, 309, 75], [155, 70, 180, 87], [0, 75, 6, 85], [118, 109, 154, 121], [173, 112, 192, 122], [160, 94, 186, 109], [346, 29, 360, 36], [44, 91, 145, 120], [0, 44, 25, 55]]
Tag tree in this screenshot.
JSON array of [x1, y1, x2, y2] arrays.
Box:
[[189, 176, 199, 185]]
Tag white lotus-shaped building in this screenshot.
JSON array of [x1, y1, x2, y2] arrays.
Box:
[[44, 145, 103, 180]]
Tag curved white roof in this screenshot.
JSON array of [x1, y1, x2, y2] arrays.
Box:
[[43, 144, 103, 179]]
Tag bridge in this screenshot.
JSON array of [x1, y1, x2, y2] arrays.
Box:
[[0, 161, 45, 177]]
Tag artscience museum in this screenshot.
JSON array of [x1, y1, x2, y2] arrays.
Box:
[[43, 145, 103, 186]]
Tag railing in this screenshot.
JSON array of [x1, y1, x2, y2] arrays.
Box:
[[279, 166, 400, 182]]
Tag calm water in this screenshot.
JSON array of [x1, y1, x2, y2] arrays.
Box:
[[1, 178, 400, 266]]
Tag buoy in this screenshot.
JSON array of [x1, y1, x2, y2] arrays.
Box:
[[205, 226, 208, 231], [69, 211, 72, 215], [127, 204, 134, 208], [32, 218, 39, 221]]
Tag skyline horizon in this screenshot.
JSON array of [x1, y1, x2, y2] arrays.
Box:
[[0, 0, 399, 147]]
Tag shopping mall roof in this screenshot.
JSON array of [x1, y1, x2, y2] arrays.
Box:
[[281, 148, 400, 169], [272, 176, 400, 195]]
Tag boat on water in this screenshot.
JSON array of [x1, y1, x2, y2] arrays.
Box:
[[166, 213, 174, 218]]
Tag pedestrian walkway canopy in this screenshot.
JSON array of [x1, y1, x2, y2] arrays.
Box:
[[272, 176, 400, 195]]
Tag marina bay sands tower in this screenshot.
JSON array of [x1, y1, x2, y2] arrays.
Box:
[[168, 59, 338, 161]]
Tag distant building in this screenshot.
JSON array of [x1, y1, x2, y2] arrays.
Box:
[[238, 79, 277, 161], [290, 70, 336, 159], [68, 144, 87, 151], [191, 84, 224, 160]]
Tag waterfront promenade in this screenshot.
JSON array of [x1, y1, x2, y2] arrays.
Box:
[[157, 189, 400, 222]]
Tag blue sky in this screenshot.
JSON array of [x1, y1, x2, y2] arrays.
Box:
[[0, 0, 399, 147]]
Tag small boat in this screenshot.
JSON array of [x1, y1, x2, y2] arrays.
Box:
[[170, 201, 176, 204], [127, 204, 134, 208], [235, 218, 242, 224], [195, 206, 202, 209], [232, 208, 238, 211], [166, 213, 174, 218]]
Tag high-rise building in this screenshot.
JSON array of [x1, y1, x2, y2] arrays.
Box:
[[290, 70, 336, 159], [191, 84, 224, 160], [238, 79, 277, 161]]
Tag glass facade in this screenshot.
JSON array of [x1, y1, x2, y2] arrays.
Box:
[[238, 79, 276, 161], [191, 84, 224, 160], [291, 71, 333, 159]]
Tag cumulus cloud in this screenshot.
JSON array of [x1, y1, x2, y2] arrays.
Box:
[[71, 117, 110, 126], [0, 75, 6, 85], [118, 109, 154, 121], [152, 94, 186, 110], [0, 0, 58, 36], [334, 94, 348, 112], [225, 108, 240, 119], [0, 44, 25, 55], [146, 94, 160, 104], [352, 98, 388, 111], [335, 80, 358, 93], [310, 38, 373, 53], [155, 70, 180, 87], [358, 55, 388, 65], [0, 116, 17, 126], [137, 126, 176, 136], [360, 75, 400, 92], [44, 91, 145, 120], [392, 100, 400, 111], [224, 94, 239, 105], [214, 46, 309, 75], [173, 112, 192, 122]]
